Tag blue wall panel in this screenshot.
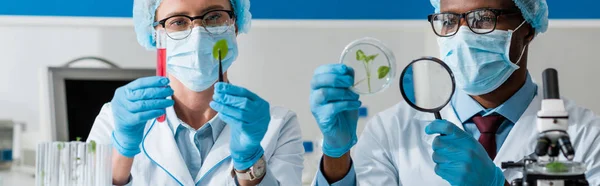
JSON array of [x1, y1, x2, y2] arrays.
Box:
[[0, 0, 596, 19], [1, 0, 133, 17]]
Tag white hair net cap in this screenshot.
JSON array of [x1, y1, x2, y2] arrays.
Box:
[[430, 0, 548, 34], [133, 0, 251, 50]]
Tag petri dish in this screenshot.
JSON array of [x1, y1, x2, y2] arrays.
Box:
[[527, 161, 587, 176], [340, 37, 396, 95]]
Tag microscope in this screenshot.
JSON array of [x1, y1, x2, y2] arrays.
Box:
[[502, 69, 589, 186]]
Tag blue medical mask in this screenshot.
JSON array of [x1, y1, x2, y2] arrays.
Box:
[[166, 26, 238, 92], [438, 21, 527, 96]]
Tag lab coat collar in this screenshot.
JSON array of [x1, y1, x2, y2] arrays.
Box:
[[142, 118, 195, 186], [450, 73, 537, 124], [195, 123, 231, 184], [494, 92, 541, 165], [166, 106, 226, 142], [144, 105, 233, 185]]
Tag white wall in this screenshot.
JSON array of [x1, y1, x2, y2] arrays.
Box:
[[232, 21, 428, 138], [0, 17, 155, 149], [1, 17, 599, 152]]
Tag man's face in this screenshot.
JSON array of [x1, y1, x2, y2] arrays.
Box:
[[440, 0, 533, 66]]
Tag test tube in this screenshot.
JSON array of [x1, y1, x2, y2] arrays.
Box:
[[156, 29, 167, 122]]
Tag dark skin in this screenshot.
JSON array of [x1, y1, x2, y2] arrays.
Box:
[[321, 0, 536, 184], [441, 0, 535, 108]]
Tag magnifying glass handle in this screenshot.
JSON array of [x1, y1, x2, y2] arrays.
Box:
[[433, 112, 447, 136]]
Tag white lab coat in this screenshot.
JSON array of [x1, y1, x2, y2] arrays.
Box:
[[351, 94, 600, 185], [87, 103, 304, 186]]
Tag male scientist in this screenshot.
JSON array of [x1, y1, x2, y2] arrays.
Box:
[[87, 0, 304, 185], [310, 0, 600, 185]]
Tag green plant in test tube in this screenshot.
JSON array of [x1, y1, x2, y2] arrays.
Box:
[[88, 140, 97, 154], [354, 50, 390, 92]]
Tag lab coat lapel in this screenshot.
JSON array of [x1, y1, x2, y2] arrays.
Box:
[[418, 104, 463, 145], [142, 119, 194, 186], [195, 124, 231, 183], [494, 94, 541, 165]]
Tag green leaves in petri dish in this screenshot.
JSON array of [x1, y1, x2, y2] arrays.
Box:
[[546, 162, 568, 173], [213, 39, 229, 61], [356, 50, 367, 61], [378, 66, 390, 79], [354, 49, 384, 92], [366, 54, 378, 63]]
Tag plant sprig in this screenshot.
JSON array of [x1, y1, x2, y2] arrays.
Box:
[[354, 49, 391, 92]]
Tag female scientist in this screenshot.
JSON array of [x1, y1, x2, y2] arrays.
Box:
[[86, 0, 303, 185]]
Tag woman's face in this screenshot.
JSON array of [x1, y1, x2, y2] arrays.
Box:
[[155, 0, 233, 28]]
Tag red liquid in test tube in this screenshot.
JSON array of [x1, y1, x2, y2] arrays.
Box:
[[157, 30, 167, 122]]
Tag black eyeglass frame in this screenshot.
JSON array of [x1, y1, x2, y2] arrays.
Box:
[[152, 10, 236, 39], [427, 8, 520, 37]]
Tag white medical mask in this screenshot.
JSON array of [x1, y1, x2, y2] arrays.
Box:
[[166, 26, 238, 92], [438, 21, 527, 96]]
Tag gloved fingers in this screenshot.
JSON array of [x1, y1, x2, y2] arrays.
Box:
[[431, 136, 451, 151], [128, 86, 174, 101], [311, 88, 359, 105], [212, 92, 257, 111], [432, 150, 452, 164], [310, 73, 354, 89], [313, 64, 354, 76], [210, 101, 254, 123], [218, 111, 249, 128], [126, 76, 170, 90], [320, 100, 362, 115], [432, 136, 468, 155], [214, 83, 260, 101], [424, 119, 465, 139], [127, 99, 175, 113], [121, 109, 166, 125], [434, 163, 462, 184], [433, 164, 451, 179]]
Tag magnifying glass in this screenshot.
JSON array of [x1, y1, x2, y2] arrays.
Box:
[[340, 37, 396, 95], [399, 57, 455, 120]]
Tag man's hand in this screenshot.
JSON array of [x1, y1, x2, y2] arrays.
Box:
[[425, 120, 506, 186]]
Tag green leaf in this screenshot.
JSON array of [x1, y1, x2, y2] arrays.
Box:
[[89, 140, 97, 153], [356, 50, 366, 61], [377, 66, 390, 79], [213, 39, 229, 61], [366, 54, 379, 63], [75, 137, 82, 142], [546, 162, 568, 173]]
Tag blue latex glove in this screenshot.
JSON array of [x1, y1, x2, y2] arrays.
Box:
[[111, 76, 174, 158], [310, 64, 361, 158], [425, 120, 506, 186], [210, 82, 270, 170]]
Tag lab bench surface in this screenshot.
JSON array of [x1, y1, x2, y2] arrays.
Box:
[[0, 170, 35, 186]]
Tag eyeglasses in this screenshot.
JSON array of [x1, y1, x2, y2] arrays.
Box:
[[427, 8, 520, 37], [153, 10, 236, 40]]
